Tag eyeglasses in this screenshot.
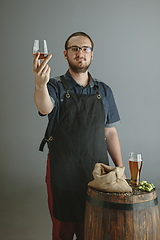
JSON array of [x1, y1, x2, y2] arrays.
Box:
[[66, 46, 92, 53]]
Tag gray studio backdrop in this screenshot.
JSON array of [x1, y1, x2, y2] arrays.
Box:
[[1, 0, 160, 197]]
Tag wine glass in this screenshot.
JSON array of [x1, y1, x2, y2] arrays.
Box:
[[129, 152, 143, 186], [33, 40, 49, 60]]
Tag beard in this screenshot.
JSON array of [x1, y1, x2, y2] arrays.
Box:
[[67, 56, 92, 74]]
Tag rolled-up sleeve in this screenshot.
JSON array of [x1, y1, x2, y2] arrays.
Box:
[[98, 82, 120, 128]]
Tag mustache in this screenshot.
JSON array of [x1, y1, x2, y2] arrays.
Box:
[[75, 57, 86, 61]]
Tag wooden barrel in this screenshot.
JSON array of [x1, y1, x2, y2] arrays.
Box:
[[84, 186, 160, 240]]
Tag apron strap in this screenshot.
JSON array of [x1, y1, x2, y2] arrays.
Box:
[[60, 75, 69, 91], [39, 138, 46, 151], [60, 75, 71, 98], [94, 85, 101, 99]]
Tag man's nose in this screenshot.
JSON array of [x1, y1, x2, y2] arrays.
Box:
[[78, 48, 83, 52], [77, 48, 83, 55]]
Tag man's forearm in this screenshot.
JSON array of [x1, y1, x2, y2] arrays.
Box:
[[33, 52, 53, 115], [34, 84, 53, 115], [105, 127, 123, 167]]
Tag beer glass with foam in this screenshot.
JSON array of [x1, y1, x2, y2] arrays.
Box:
[[129, 152, 143, 186]]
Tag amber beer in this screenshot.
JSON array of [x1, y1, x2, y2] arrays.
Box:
[[129, 158, 143, 185], [33, 53, 49, 60]]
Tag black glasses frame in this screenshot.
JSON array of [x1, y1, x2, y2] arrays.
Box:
[[66, 46, 93, 53]]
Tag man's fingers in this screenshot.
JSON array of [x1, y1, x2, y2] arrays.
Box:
[[41, 65, 51, 76], [41, 54, 52, 67], [33, 52, 52, 78], [33, 52, 40, 71], [36, 54, 52, 73]]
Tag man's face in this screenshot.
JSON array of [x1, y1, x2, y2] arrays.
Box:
[[64, 36, 93, 74]]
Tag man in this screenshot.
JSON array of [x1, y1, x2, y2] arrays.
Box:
[[33, 32, 125, 240]]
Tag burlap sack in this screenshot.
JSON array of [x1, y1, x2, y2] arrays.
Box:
[[88, 163, 132, 192]]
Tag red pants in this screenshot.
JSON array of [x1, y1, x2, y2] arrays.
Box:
[[45, 154, 84, 240]]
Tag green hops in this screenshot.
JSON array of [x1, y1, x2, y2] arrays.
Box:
[[138, 181, 155, 192]]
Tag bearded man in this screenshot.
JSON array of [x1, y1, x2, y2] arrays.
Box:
[[33, 32, 125, 240]]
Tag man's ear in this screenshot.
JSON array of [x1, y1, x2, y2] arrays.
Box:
[[63, 50, 67, 59], [91, 51, 93, 60]]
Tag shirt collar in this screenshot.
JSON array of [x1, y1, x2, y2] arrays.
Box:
[[64, 70, 98, 89]]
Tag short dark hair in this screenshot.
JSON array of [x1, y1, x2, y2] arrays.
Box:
[[65, 32, 94, 50]]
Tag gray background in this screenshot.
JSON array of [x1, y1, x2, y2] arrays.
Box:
[[1, 0, 160, 239]]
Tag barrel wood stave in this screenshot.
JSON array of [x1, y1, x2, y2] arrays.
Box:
[[84, 187, 160, 240]]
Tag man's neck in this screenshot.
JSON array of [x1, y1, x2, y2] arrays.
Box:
[[69, 69, 89, 87]]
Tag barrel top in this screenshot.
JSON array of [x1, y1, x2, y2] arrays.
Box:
[[87, 185, 158, 204], [87, 186, 157, 196]]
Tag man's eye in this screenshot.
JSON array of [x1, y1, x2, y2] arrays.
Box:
[[84, 47, 91, 53], [83, 47, 88, 52], [72, 47, 79, 52]]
